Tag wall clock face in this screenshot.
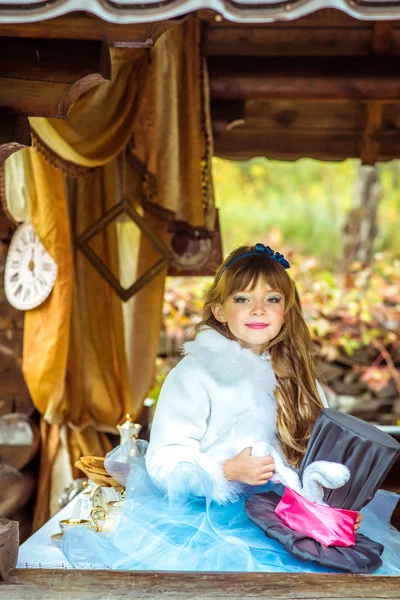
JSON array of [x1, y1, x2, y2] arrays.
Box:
[[4, 223, 58, 310]]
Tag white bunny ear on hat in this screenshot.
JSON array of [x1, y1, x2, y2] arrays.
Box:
[[251, 443, 350, 505], [301, 461, 351, 504], [270, 456, 302, 493]]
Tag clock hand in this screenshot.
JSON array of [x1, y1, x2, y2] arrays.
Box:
[[29, 248, 35, 276]]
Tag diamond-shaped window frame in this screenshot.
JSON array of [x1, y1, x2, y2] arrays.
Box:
[[75, 197, 173, 302]]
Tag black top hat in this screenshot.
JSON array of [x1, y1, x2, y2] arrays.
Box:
[[245, 409, 400, 573], [298, 408, 400, 510]]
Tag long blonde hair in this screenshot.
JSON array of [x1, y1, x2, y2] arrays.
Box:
[[194, 245, 324, 468]]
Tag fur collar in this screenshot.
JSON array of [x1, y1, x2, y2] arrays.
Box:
[[183, 328, 277, 391]]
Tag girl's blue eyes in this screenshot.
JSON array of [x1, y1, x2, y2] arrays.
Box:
[[232, 295, 282, 304]]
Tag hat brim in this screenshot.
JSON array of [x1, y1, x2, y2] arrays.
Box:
[[245, 491, 384, 574]]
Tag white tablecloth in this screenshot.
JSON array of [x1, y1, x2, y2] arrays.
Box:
[[17, 494, 110, 570]]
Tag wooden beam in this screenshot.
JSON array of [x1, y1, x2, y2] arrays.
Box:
[[361, 22, 393, 165], [208, 56, 400, 102], [205, 27, 375, 57], [0, 116, 31, 164], [212, 100, 375, 133], [214, 128, 400, 162], [0, 15, 174, 47], [0, 38, 111, 118], [215, 130, 360, 161], [2, 569, 400, 599]]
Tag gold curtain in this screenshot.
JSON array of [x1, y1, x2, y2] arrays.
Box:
[[30, 47, 147, 167], [5, 17, 214, 528], [23, 151, 72, 422], [132, 19, 214, 229]]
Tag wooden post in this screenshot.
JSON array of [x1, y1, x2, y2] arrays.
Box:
[[0, 15, 173, 47], [0, 518, 18, 582]]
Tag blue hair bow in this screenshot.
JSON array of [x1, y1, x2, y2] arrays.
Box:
[[254, 243, 291, 269], [217, 242, 290, 281]]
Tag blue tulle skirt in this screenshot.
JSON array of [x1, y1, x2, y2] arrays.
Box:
[[62, 441, 400, 574]]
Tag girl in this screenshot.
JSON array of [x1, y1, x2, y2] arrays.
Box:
[[62, 243, 399, 574], [146, 242, 329, 503]]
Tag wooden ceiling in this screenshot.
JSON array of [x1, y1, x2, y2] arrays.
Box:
[[1, 8, 400, 163], [203, 11, 400, 162]]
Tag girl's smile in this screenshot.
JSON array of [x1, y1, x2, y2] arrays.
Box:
[[212, 279, 285, 354]]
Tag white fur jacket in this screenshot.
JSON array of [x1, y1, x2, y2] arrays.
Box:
[[145, 328, 328, 504]]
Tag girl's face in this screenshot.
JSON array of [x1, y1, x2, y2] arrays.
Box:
[[212, 278, 285, 354]]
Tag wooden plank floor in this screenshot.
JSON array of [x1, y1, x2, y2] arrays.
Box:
[[1, 570, 400, 600]]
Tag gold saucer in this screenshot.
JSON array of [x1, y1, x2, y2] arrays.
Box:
[[50, 532, 64, 541]]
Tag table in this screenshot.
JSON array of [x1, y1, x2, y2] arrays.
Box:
[[2, 495, 399, 599], [17, 495, 109, 570]]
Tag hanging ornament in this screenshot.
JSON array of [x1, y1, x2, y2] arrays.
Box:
[[74, 148, 172, 301]]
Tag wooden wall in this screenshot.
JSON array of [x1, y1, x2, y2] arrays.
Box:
[[0, 206, 37, 543]]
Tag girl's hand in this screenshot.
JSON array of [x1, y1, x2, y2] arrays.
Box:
[[223, 447, 275, 486], [355, 512, 363, 532]]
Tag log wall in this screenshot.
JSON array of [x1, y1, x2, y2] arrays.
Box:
[[0, 219, 37, 543]]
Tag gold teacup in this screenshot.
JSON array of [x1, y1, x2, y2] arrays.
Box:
[[59, 518, 91, 533]]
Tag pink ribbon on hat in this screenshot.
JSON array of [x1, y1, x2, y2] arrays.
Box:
[[251, 441, 356, 547], [275, 487, 358, 547]]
